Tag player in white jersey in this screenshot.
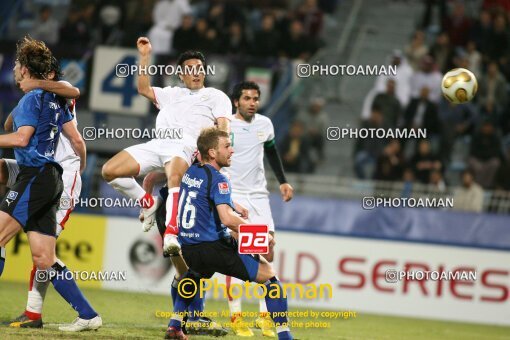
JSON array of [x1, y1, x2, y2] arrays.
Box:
[[102, 37, 231, 259], [225, 81, 293, 337], [0, 60, 101, 331]]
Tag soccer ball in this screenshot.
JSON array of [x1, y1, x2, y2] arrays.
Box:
[[441, 68, 478, 104]]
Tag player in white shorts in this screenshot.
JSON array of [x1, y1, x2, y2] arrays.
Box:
[[225, 81, 293, 337], [0, 59, 101, 331], [101, 37, 231, 261]]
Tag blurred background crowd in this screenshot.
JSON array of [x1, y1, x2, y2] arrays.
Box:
[[0, 0, 509, 213]]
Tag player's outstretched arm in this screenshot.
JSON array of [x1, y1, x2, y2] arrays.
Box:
[[233, 201, 249, 219], [62, 120, 86, 173], [0, 126, 34, 147], [18, 79, 80, 99], [217, 204, 248, 233], [264, 140, 294, 201], [136, 37, 156, 102], [4, 113, 13, 132]]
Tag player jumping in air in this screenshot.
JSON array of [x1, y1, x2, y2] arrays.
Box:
[[0, 37, 101, 330], [225, 81, 294, 337], [102, 37, 231, 257], [164, 128, 293, 340], [0, 56, 101, 331]]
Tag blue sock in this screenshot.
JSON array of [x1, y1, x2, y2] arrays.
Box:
[[171, 276, 179, 307], [50, 261, 98, 320], [168, 293, 190, 331], [264, 277, 293, 340], [187, 291, 205, 321], [0, 247, 5, 277]]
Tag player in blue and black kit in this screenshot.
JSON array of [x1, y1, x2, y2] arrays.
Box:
[[0, 37, 101, 330], [164, 127, 293, 340]]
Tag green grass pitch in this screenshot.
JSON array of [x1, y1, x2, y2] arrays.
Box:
[[1, 281, 508, 339]]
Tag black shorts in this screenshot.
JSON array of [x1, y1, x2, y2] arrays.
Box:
[[181, 237, 260, 282], [0, 163, 63, 236]]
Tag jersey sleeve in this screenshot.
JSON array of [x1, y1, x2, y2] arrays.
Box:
[[212, 90, 233, 120], [15, 92, 42, 128], [61, 104, 74, 125], [152, 86, 176, 110], [211, 173, 234, 207], [266, 118, 275, 141]]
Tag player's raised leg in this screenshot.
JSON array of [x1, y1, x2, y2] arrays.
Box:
[[162, 157, 189, 255], [102, 148, 159, 231]]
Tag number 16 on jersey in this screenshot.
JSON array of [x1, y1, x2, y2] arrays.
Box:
[[238, 224, 269, 254]]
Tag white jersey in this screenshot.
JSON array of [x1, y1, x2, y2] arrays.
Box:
[[55, 99, 80, 172], [227, 114, 275, 197], [152, 86, 232, 146]]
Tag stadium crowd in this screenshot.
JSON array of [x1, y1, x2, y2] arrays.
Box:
[[352, 0, 510, 208]]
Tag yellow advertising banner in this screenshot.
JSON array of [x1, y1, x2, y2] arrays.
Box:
[[3, 214, 107, 288]]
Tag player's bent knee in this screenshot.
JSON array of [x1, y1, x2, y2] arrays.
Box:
[[101, 162, 116, 182], [32, 253, 54, 270]]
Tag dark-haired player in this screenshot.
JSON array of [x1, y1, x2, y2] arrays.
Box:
[[102, 37, 231, 257], [0, 37, 100, 331], [165, 127, 293, 340], [225, 81, 294, 337]]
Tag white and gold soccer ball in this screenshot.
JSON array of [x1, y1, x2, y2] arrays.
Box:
[[441, 68, 478, 104]]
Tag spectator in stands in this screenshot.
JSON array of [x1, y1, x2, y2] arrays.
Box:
[[430, 32, 454, 74], [465, 40, 482, 79], [371, 79, 402, 128], [478, 61, 508, 118], [203, 27, 222, 54], [222, 21, 249, 55], [60, 5, 91, 46], [94, 0, 126, 46], [468, 120, 502, 189], [253, 13, 280, 58], [195, 18, 209, 47], [421, 0, 447, 31], [493, 143, 510, 191], [437, 99, 478, 164], [410, 139, 442, 184], [404, 30, 429, 71], [31, 5, 59, 45], [171, 14, 197, 53], [298, 97, 329, 163], [363, 50, 413, 121], [148, 0, 191, 55], [487, 14, 510, 68], [121, 0, 157, 46], [410, 56, 443, 104], [404, 86, 441, 137], [296, 0, 324, 38], [443, 1, 472, 47], [429, 169, 446, 193], [354, 109, 386, 179], [281, 120, 314, 173], [453, 169, 484, 213], [469, 9, 492, 58], [206, 1, 245, 32], [401, 168, 415, 198], [373, 139, 404, 181], [279, 19, 316, 61]]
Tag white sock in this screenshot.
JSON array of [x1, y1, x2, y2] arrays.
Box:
[[259, 292, 268, 314], [108, 177, 145, 200], [227, 276, 243, 315], [26, 267, 49, 315], [165, 187, 180, 227]]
